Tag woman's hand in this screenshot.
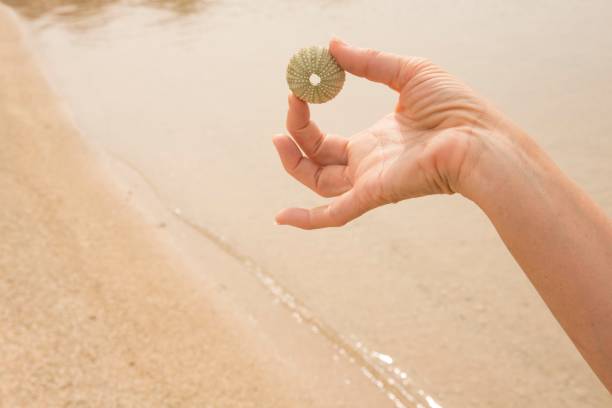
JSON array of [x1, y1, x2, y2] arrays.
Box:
[[273, 38, 498, 229], [274, 39, 612, 393]]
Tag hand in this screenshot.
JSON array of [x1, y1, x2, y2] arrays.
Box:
[[273, 38, 499, 229], [274, 39, 612, 395]]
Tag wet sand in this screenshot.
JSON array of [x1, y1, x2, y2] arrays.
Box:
[[0, 7, 402, 407], [2, 0, 612, 407], [0, 8, 291, 406]]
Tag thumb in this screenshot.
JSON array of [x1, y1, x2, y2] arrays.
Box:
[[329, 38, 420, 92]]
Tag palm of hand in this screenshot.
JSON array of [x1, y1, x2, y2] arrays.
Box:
[[347, 69, 487, 206], [274, 44, 489, 229]]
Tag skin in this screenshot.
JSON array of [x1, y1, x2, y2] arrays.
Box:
[[273, 38, 612, 392]]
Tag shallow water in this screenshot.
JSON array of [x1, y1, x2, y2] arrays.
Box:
[[5, 0, 612, 406]]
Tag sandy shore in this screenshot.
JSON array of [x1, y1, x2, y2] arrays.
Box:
[[0, 8, 293, 406], [0, 8, 401, 407], [2, 1, 611, 406]]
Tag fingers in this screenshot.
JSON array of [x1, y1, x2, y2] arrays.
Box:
[[273, 134, 352, 198], [275, 188, 370, 229], [329, 38, 419, 92], [286, 94, 348, 165]]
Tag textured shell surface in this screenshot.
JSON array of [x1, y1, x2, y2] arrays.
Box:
[[286, 46, 346, 104]]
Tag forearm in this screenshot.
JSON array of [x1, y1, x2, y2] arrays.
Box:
[[463, 121, 612, 391]]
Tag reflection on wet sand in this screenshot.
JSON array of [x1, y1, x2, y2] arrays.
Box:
[[1, 0, 208, 22]]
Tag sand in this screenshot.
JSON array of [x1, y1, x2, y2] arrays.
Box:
[[1, 1, 612, 407], [0, 8, 289, 406], [0, 7, 402, 407]]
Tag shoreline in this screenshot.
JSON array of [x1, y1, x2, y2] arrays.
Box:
[[3, 2, 611, 406], [0, 7, 399, 406], [0, 6, 291, 406]]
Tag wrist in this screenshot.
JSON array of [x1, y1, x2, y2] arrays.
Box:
[[457, 117, 554, 209]]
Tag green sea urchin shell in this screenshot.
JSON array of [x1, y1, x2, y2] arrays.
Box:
[[286, 46, 345, 104]]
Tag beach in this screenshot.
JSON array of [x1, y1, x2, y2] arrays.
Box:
[[0, 7, 398, 407], [1, 1, 612, 406]]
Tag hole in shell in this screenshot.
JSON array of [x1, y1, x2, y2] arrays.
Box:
[[309, 73, 321, 86]]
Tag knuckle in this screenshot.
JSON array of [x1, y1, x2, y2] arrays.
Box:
[[363, 48, 381, 76], [413, 56, 434, 69], [310, 134, 325, 158], [327, 206, 344, 227], [290, 156, 303, 173], [313, 166, 324, 186], [328, 206, 339, 220], [364, 48, 381, 59]]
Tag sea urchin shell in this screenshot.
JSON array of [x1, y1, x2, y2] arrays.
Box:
[[286, 46, 345, 104]]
